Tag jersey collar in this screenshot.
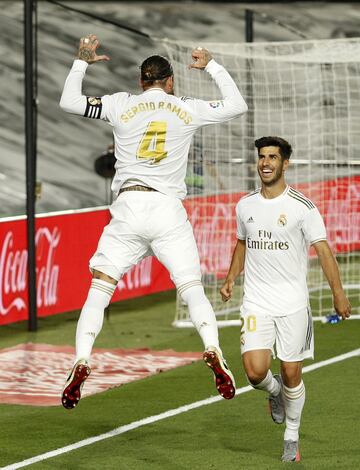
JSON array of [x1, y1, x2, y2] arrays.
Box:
[[259, 185, 289, 201], [143, 87, 167, 94]]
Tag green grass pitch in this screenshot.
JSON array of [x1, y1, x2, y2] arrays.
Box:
[[0, 290, 359, 469]]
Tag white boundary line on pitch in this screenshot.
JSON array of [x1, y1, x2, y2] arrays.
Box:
[[2, 348, 360, 470]]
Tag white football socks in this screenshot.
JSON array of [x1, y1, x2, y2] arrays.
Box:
[[251, 369, 281, 396], [180, 284, 220, 350], [75, 279, 116, 363], [283, 380, 306, 441]]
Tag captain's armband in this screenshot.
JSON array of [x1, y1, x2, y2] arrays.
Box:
[[84, 96, 103, 119]]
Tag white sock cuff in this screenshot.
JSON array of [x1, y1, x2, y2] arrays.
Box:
[[178, 281, 203, 298], [252, 369, 270, 387], [283, 380, 305, 400], [91, 278, 116, 297], [251, 369, 278, 393]]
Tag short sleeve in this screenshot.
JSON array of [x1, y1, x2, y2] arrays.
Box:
[[301, 207, 327, 245], [236, 202, 246, 240]]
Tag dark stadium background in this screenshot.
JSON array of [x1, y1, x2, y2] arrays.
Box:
[[1, 1, 359, 217]]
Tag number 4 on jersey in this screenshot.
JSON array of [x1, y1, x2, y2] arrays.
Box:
[[137, 121, 168, 163]]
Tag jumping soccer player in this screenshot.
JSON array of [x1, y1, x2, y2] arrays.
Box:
[[60, 35, 248, 409], [220, 136, 351, 462]]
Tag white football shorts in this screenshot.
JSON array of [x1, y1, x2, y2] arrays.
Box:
[[89, 191, 201, 287], [239, 305, 314, 362]]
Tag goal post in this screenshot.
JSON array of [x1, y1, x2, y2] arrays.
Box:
[[158, 38, 360, 327]]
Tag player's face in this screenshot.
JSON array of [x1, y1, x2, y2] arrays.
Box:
[[257, 146, 288, 186]]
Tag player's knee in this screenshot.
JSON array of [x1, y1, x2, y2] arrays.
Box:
[[281, 362, 302, 388], [243, 357, 268, 385], [245, 368, 268, 386], [242, 349, 272, 386]]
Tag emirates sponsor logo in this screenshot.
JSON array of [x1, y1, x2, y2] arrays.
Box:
[[247, 230, 289, 251], [0, 227, 61, 316]]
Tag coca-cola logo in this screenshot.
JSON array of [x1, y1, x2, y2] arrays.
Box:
[[0, 227, 61, 316]]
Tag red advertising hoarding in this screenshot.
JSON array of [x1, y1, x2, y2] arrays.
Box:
[[0, 176, 359, 325], [184, 175, 360, 278], [0, 208, 174, 325]]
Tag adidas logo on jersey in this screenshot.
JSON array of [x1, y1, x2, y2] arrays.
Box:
[[247, 216, 255, 223]]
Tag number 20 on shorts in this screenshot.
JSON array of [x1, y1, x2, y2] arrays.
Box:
[[240, 315, 257, 334], [137, 121, 168, 163]]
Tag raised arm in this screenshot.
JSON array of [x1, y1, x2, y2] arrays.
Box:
[[220, 239, 246, 302], [313, 240, 351, 319], [188, 47, 248, 124], [59, 35, 109, 116]]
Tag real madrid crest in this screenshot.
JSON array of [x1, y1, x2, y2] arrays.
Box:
[[277, 214, 287, 227], [88, 96, 101, 106]]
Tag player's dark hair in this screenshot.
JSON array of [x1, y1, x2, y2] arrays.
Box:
[[140, 55, 173, 85], [254, 136, 292, 160]]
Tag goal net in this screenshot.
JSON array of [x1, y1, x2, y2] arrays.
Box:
[[159, 38, 360, 327]]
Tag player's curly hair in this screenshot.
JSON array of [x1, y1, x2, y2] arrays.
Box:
[[254, 136, 292, 160], [140, 55, 173, 85]]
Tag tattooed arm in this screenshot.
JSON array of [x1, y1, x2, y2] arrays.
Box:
[[59, 35, 110, 116]]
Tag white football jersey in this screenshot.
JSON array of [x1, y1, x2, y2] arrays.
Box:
[[60, 59, 248, 199], [236, 186, 327, 316]]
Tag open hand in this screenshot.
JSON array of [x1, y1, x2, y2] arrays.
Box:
[[188, 47, 212, 70], [78, 35, 110, 64]]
